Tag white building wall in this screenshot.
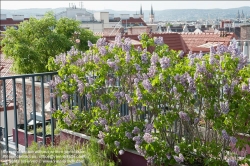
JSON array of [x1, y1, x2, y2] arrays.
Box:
[[0, 109, 17, 136], [80, 23, 103, 32], [12, 15, 24, 21]]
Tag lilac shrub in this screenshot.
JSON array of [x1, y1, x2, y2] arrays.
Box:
[[48, 33, 250, 166]]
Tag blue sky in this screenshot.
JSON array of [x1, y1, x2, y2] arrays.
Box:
[[2, 1, 250, 11]]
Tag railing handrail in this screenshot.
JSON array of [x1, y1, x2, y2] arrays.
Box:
[[0, 72, 58, 80]]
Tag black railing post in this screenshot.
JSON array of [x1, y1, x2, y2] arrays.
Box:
[[40, 76, 46, 145], [31, 76, 37, 143], [22, 77, 28, 149], [2, 79, 9, 157], [49, 75, 55, 145], [12, 78, 19, 155]]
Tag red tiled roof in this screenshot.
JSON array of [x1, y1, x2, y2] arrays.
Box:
[[0, 54, 14, 77], [180, 32, 237, 53], [0, 18, 29, 25], [121, 17, 147, 26]]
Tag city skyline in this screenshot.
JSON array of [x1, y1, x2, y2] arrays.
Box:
[[2, 1, 250, 11]]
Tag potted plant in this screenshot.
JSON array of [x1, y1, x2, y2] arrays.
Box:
[[12, 123, 60, 146], [47, 34, 250, 166]]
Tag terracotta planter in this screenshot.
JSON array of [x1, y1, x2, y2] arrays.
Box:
[[60, 129, 147, 166], [12, 124, 60, 146]]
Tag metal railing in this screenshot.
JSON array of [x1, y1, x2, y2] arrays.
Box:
[[0, 72, 57, 159]]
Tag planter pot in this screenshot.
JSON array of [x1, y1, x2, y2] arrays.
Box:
[[12, 124, 60, 146], [60, 129, 147, 166]]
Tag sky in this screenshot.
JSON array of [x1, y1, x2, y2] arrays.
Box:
[[1, 1, 250, 11]]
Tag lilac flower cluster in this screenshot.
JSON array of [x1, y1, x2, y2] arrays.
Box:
[[54, 53, 67, 66], [178, 50, 184, 58], [114, 141, 120, 148], [87, 40, 93, 47], [61, 92, 69, 101], [142, 79, 152, 92], [136, 88, 143, 100], [125, 131, 132, 139], [146, 155, 157, 165], [134, 63, 141, 71], [107, 59, 118, 71], [216, 44, 228, 55], [173, 153, 184, 163], [150, 52, 159, 66], [135, 144, 145, 156], [122, 38, 132, 52], [98, 131, 105, 139], [133, 136, 142, 145], [144, 123, 154, 133], [96, 38, 107, 47], [132, 126, 140, 134], [143, 133, 154, 143], [147, 65, 157, 78], [220, 101, 229, 114], [174, 146, 180, 153], [119, 150, 124, 155], [141, 52, 148, 64], [179, 111, 190, 121], [227, 159, 237, 166], [99, 46, 107, 55], [125, 94, 133, 104], [126, 52, 131, 63], [154, 36, 164, 45], [159, 57, 170, 69], [221, 129, 229, 140]]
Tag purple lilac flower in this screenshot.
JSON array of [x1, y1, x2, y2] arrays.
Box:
[[98, 131, 105, 139], [223, 84, 230, 95], [120, 91, 125, 98], [86, 93, 91, 100], [230, 136, 237, 145], [147, 65, 157, 78], [107, 59, 118, 70], [216, 44, 228, 55], [145, 123, 153, 133], [122, 38, 131, 52], [141, 53, 148, 63], [48, 80, 55, 89], [154, 36, 164, 45], [227, 159, 237, 166], [134, 64, 141, 71], [133, 136, 142, 145], [114, 141, 120, 147], [98, 138, 105, 145], [159, 57, 170, 69], [132, 126, 140, 134], [210, 46, 216, 55], [104, 125, 109, 132], [187, 75, 196, 93], [93, 55, 100, 63], [114, 91, 120, 99], [96, 38, 107, 47], [116, 119, 122, 126], [61, 92, 69, 101], [126, 52, 131, 63], [100, 104, 108, 111], [125, 94, 133, 104], [220, 101, 229, 114], [179, 111, 190, 121], [174, 153, 184, 163], [99, 119, 107, 126], [143, 133, 154, 143], [150, 52, 159, 65], [222, 129, 229, 140], [125, 131, 132, 139], [119, 150, 124, 155], [142, 79, 152, 92], [136, 88, 143, 100], [209, 53, 216, 65], [178, 50, 184, 58], [99, 46, 107, 55], [166, 154, 171, 160], [174, 146, 180, 153], [109, 100, 115, 108], [122, 115, 130, 122], [242, 83, 249, 92], [88, 40, 93, 47]]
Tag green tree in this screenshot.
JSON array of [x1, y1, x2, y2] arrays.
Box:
[[0, 11, 99, 74]]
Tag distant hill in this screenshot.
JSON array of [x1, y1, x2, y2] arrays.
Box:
[[1, 6, 250, 21]]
